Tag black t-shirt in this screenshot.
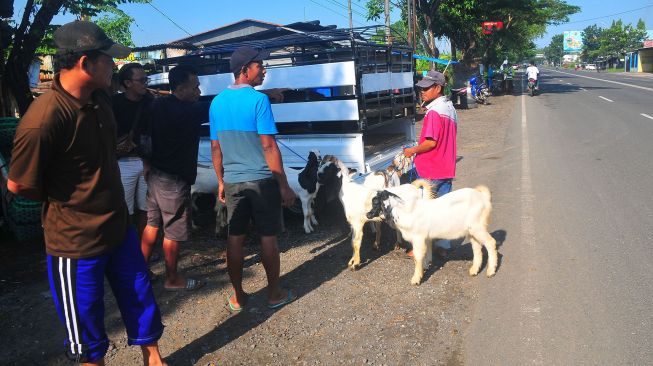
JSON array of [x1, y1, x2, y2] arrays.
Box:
[[148, 95, 210, 185], [112, 93, 152, 145]]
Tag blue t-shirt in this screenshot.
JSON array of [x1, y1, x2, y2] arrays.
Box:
[[209, 85, 278, 183]]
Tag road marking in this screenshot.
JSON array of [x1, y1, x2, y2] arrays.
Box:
[[549, 69, 653, 92], [599, 96, 613, 102], [520, 77, 544, 365], [579, 87, 586, 91], [566, 82, 572, 85], [641, 113, 653, 120]]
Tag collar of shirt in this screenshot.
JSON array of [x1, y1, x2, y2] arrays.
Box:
[[426, 95, 449, 111], [52, 73, 102, 110], [228, 84, 254, 90]]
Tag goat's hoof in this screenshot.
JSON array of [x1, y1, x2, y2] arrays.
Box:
[[486, 271, 496, 278], [469, 268, 480, 277], [349, 264, 360, 271], [410, 277, 422, 286]]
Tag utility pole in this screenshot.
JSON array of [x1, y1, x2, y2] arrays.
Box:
[[348, 0, 353, 31], [385, 0, 392, 45]]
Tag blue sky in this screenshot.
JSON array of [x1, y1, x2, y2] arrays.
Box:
[[11, 0, 653, 50]]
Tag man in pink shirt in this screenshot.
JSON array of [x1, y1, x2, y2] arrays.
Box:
[[403, 70, 458, 258]]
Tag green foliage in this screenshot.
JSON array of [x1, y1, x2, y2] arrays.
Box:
[[544, 33, 563, 64], [581, 19, 647, 62], [94, 8, 135, 47], [364, 0, 579, 66]]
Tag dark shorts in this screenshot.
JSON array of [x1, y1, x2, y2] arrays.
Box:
[[225, 177, 282, 236], [47, 226, 163, 363], [146, 168, 191, 241]]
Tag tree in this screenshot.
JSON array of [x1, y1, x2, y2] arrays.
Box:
[[598, 19, 647, 66], [94, 7, 135, 47], [544, 33, 563, 64], [0, 0, 146, 117], [365, 0, 579, 67], [581, 24, 602, 62]]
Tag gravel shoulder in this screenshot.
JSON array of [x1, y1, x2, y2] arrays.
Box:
[[0, 92, 517, 366]]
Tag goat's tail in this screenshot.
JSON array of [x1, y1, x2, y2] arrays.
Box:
[[475, 185, 493, 227], [412, 179, 435, 199]]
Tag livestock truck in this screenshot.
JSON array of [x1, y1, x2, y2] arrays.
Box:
[[147, 26, 417, 175]]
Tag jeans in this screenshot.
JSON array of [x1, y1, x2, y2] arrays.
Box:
[[407, 168, 452, 249]]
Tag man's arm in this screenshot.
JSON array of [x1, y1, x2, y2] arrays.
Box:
[[259, 135, 296, 207], [210, 140, 226, 203], [404, 138, 437, 157]]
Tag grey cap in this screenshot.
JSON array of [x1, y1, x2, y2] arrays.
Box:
[[53, 21, 131, 58], [230, 46, 271, 73], [415, 70, 446, 88]]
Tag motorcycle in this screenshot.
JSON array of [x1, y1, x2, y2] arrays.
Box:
[[469, 74, 490, 104], [527, 78, 536, 97]]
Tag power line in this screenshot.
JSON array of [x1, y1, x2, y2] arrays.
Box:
[[146, 0, 201, 44], [307, 0, 367, 26], [565, 3, 653, 25], [326, 0, 368, 19]]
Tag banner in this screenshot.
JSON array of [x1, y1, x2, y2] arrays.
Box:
[[563, 31, 583, 53]]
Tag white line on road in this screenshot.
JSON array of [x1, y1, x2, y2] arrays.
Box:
[[580, 87, 586, 91], [599, 96, 614, 102], [520, 79, 544, 364], [549, 69, 653, 92], [566, 82, 572, 85], [641, 113, 653, 120]]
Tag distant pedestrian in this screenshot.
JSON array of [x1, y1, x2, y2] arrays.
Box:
[[209, 46, 297, 312], [403, 70, 458, 259], [140, 65, 209, 291], [7, 21, 166, 366], [113, 62, 152, 237]]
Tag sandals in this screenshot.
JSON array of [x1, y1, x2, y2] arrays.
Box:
[[267, 289, 297, 310], [227, 293, 248, 313]]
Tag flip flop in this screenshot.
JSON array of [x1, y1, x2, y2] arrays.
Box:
[[267, 289, 297, 310], [164, 278, 204, 292], [227, 293, 248, 313]]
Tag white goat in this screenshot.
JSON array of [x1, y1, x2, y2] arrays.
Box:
[[318, 155, 431, 270], [367, 185, 496, 285]]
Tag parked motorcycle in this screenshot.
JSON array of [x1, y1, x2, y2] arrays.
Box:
[[527, 78, 536, 97], [469, 74, 490, 104]]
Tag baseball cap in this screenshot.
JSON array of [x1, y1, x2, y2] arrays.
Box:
[[415, 70, 446, 88], [229, 46, 271, 74], [54, 21, 131, 58]]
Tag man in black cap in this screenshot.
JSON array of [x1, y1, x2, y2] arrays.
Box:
[[403, 70, 458, 259], [8, 21, 166, 366], [209, 46, 297, 312]]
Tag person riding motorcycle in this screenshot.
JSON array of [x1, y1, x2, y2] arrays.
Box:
[[526, 61, 539, 91]]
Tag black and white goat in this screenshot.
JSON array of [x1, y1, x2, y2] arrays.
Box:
[[285, 150, 322, 233], [367, 186, 497, 285], [317, 155, 432, 270]]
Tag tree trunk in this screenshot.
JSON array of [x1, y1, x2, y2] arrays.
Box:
[[4, 0, 64, 115]]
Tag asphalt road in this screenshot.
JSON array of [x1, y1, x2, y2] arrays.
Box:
[[464, 69, 653, 365]]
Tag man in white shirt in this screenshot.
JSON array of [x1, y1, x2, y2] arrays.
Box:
[[526, 61, 539, 90]]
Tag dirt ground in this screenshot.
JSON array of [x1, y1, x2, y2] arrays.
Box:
[[0, 91, 517, 366]]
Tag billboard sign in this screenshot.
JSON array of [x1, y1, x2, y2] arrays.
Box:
[[563, 31, 583, 53]]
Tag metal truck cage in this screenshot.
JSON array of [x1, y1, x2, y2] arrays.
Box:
[[149, 25, 416, 173]]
